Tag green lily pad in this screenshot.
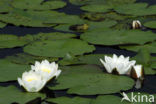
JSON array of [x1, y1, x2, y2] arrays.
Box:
[[69, 0, 136, 6], [81, 12, 128, 21], [0, 34, 28, 49], [81, 4, 112, 12], [24, 39, 95, 57], [114, 3, 156, 16], [11, 0, 66, 10], [132, 48, 156, 75], [0, 0, 13, 13], [0, 59, 29, 82], [144, 21, 156, 29], [81, 29, 156, 45], [0, 22, 6, 28], [0, 9, 84, 27], [119, 42, 156, 53], [50, 73, 134, 95], [0, 86, 46, 104], [23, 32, 77, 41], [92, 95, 130, 104], [33, 32, 76, 40], [60, 65, 103, 75], [46, 97, 92, 104], [5, 53, 58, 65], [54, 20, 117, 32], [59, 54, 106, 66]]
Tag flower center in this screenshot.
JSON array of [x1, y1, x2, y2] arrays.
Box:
[[42, 68, 51, 73], [27, 77, 37, 82]]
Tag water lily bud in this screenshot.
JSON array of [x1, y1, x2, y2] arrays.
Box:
[[17, 70, 46, 92], [132, 20, 142, 29], [31, 60, 61, 81], [100, 54, 136, 75], [130, 65, 144, 79]]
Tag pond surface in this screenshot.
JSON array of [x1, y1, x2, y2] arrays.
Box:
[[0, 0, 156, 104]]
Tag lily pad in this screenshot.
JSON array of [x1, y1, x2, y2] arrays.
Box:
[[81, 12, 127, 21], [11, 0, 66, 10], [132, 48, 156, 75], [92, 95, 130, 104], [0, 59, 29, 82], [60, 65, 103, 75], [54, 20, 117, 32], [59, 54, 106, 66], [0, 34, 28, 49], [144, 21, 156, 29], [24, 39, 95, 57], [114, 3, 156, 16], [5, 53, 58, 65], [0, 9, 84, 27], [33, 32, 76, 40], [0, 0, 13, 13], [0, 86, 46, 104], [119, 42, 156, 53], [81, 29, 156, 45], [69, 0, 136, 6], [46, 97, 92, 104], [50, 73, 134, 95], [0, 22, 7, 28], [81, 4, 112, 13]]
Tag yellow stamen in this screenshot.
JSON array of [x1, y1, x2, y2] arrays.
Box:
[[42, 68, 51, 73], [27, 78, 37, 82]]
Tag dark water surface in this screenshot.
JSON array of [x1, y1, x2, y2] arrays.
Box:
[[0, 0, 156, 103]]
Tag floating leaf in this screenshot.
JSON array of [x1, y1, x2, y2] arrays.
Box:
[[81, 4, 112, 12], [50, 73, 134, 95], [5, 53, 58, 65], [0, 59, 29, 82], [46, 97, 92, 104], [132, 48, 156, 75], [144, 21, 156, 29], [114, 3, 156, 16], [69, 0, 135, 6], [81, 12, 127, 21], [92, 95, 130, 104], [0, 22, 7, 28], [59, 54, 106, 66], [27, 32, 77, 41], [120, 42, 156, 53], [0, 0, 13, 13], [24, 39, 95, 57], [81, 29, 156, 45], [60, 65, 103, 75], [0, 9, 84, 27], [0, 86, 46, 104], [54, 20, 117, 32], [0, 34, 28, 49], [11, 0, 66, 10]]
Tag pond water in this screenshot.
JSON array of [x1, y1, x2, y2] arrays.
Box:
[[0, 0, 156, 104]]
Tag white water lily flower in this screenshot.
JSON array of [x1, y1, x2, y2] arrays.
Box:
[[31, 60, 61, 81], [132, 20, 142, 29], [132, 65, 143, 78], [17, 70, 46, 92], [100, 54, 136, 74]]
